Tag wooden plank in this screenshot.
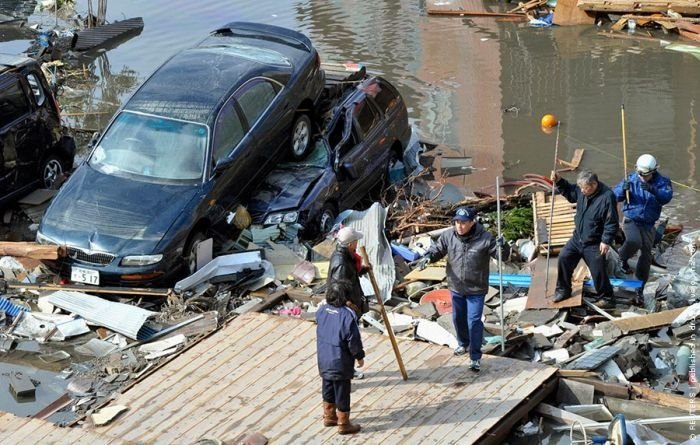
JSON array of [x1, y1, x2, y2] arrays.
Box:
[[100, 314, 276, 437], [0, 414, 35, 442], [404, 266, 446, 281], [7, 282, 171, 297], [608, 307, 686, 333], [576, 0, 700, 14], [427, 9, 529, 17], [0, 242, 66, 259], [116, 316, 308, 442], [526, 257, 583, 309], [159, 320, 320, 443], [0, 417, 50, 444], [630, 383, 690, 411]]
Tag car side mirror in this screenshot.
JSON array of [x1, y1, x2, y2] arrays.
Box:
[[214, 158, 235, 175], [88, 131, 100, 149]]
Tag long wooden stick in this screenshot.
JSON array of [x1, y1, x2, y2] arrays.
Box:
[[544, 122, 561, 294], [496, 176, 505, 354], [359, 246, 408, 380], [621, 104, 630, 204]]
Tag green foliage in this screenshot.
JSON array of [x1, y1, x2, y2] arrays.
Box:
[[484, 206, 533, 241]]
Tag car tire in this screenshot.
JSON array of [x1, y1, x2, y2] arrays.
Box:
[[290, 113, 312, 161], [41, 155, 63, 189], [184, 231, 207, 275], [318, 203, 337, 236]]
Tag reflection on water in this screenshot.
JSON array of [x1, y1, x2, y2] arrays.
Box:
[[0, 0, 697, 228]]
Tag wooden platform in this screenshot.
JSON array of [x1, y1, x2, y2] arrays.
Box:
[[532, 191, 577, 255], [0, 412, 127, 444], [66, 312, 556, 444]]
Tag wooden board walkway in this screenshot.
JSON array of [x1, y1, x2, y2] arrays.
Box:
[[81, 312, 556, 444], [0, 412, 128, 444]]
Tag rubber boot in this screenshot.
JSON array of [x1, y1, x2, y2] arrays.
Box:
[[323, 402, 337, 427], [337, 410, 361, 435]]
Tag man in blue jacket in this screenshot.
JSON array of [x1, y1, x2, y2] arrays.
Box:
[[553, 170, 619, 307], [421, 207, 508, 372], [613, 154, 673, 299], [316, 280, 365, 435]]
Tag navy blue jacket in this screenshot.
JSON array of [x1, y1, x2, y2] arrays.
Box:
[[316, 304, 365, 380], [613, 172, 673, 229], [556, 177, 618, 246]]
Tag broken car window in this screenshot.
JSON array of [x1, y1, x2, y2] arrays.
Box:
[[353, 99, 378, 136], [25, 73, 46, 106], [371, 80, 399, 115], [89, 111, 207, 183]]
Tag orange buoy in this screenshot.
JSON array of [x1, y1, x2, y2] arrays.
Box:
[[541, 114, 558, 128], [541, 125, 554, 135]]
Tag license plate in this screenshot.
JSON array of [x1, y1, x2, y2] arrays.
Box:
[[71, 266, 100, 285]]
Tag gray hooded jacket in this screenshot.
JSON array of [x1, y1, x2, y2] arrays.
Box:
[[426, 223, 505, 296]]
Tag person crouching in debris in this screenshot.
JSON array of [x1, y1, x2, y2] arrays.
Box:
[[419, 207, 508, 372], [328, 227, 369, 379], [316, 279, 365, 435], [552, 170, 618, 308], [612, 154, 673, 303]]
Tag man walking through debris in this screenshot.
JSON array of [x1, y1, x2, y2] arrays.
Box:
[[613, 154, 673, 302], [552, 170, 619, 307], [420, 207, 508, 372], [316, 279, 365, 435]]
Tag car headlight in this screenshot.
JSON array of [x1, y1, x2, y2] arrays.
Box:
[[120, 254, 163, 267], [36, 231, 57, 245], [264, 211, 298, 225]]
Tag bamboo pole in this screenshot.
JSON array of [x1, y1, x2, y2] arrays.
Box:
[[359, 246, 408, 380]]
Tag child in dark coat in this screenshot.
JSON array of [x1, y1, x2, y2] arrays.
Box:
[[316, 279, 365, 435]]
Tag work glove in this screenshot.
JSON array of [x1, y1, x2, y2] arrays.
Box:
[[496, 236, 505, 247], [622, 181, 630, 192], [417, 257, 430, 270], [359, 265, 371, 276]]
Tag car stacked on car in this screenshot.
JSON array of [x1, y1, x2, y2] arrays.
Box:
[[37, 22, 325, 287], [36, 22, 410, 288]]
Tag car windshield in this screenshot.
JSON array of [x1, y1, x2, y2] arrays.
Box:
[[89, 111, 208, 183], [278, 138, 328, 169]]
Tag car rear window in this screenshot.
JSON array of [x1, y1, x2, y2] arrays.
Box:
[[236, 80, 278, 128], [353, 100, 378, 136], [0, 81, 30, 128], [198, 43, 290, 67]]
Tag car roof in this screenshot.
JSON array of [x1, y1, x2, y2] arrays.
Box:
[[0, 54, 35, 74], [124, 22, 313, 124]]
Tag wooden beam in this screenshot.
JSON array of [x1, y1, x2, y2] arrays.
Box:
[[630, 384, 690, 411], [6, 282, 171, 297], [567, 377, 631, 399], [0, 242, 66, 260], [427, 9, 529, 18], [576, 0, 700, 14]]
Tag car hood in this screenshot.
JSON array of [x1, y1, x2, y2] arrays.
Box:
[[248, 166, 324, 221], [41, 165, 201, 254]]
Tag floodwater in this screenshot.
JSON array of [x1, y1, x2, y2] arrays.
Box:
[[0, 0, 698, 433], [2, 0, 698, 231]]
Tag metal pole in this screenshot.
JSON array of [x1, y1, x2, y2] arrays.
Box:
[[360, 246, 408, 380], [621, 104, 630, 204], [544, 122, 561, 294], [496, 176, 505, 353]]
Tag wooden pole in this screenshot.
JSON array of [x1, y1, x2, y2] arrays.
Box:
[[621, 104, 630, 204], [496, 176, 505, 354], [359, 246, 408, 380], [544, 122, 561, 293]]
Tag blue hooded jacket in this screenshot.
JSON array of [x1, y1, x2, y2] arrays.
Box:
[[316, 304, 365, 380], [613, 172, 673, 228]]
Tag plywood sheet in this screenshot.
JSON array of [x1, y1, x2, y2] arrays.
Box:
[[526, 257, 584, 309]]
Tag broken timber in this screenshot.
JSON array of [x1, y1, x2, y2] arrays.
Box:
[[426, 0, 530, 18], [576, 0, 700, 15], [0, 242, 66, 260], [532, 191, 576, 255]]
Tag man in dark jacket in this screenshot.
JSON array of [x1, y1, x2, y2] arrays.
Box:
[[422, 207, 507, 372], [328, 227, 368, 317], [553, 170, 619, 306], [316, 280, 365, 435], [613, 154, 673, 299]]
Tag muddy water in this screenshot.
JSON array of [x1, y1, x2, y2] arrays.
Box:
[[2, 0, 697, 230]]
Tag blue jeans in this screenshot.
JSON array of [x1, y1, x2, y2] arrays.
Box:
[[450, 290, 485, 361]]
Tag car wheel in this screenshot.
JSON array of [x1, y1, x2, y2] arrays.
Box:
[[41, 155, 63, 189], [318, 203, 337, 236], [184, 232, 206, 275], [290, 113, 312, 160]]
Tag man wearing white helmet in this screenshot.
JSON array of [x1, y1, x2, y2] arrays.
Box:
[[613, 154, 673, 301]]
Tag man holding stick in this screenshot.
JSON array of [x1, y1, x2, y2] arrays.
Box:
[[552, 170, 619, 307]]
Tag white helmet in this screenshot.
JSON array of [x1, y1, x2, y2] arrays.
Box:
[[636, 154, 658, 174]]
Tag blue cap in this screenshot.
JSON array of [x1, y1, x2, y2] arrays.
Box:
[[453, 207, 476, 221]]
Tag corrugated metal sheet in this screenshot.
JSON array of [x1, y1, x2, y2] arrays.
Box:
[[46, 291, 155, 340], [71, 17, 144, 51], [343, 202, 395, 302], [0, 296, 29, 317]]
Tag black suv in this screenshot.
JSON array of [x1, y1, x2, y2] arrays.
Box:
[[0, 54, 75, 206]]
